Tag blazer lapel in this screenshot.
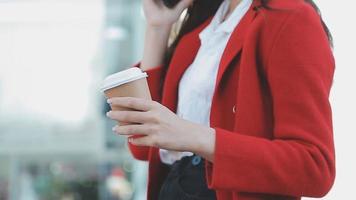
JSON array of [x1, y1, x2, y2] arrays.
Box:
[[162, 0, 260, 112], [162, 18, 212, 112], [214, 1, 259, 90]]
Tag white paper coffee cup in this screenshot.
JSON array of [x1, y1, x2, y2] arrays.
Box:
[[101, 67, 152, 125]]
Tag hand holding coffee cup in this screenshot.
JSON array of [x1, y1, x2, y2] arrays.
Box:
[[101, 67, 151, 125]]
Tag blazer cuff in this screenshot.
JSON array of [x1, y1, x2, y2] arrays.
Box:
[[205, 127, 234, 190], [133, 62, 164, 102]]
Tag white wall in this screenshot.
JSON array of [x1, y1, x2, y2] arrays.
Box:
[[307, 1, 356, 199]]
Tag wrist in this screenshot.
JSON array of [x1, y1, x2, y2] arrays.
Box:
[[146, 24, 172, 36], [141, 24, 172, 70], [190, 125, 216, 162]]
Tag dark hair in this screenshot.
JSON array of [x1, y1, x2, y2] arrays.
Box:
[[163, 0, 333, 70]]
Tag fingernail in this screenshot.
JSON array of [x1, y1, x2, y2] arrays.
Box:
[[112, 125, 118, 132], [107, 99, 112, 104], [106, 111, 111, 117]]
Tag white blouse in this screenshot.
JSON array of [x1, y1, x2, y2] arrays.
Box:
[[159, 0, 253, 165]]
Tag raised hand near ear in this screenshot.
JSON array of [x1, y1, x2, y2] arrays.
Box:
[[143, 0, 194, 27]]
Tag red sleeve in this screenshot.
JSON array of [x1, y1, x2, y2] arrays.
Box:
[[127, 63, 165, 161], [205, 4, 335, 197]]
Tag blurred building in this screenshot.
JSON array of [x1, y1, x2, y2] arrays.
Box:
[[0, 0, 147, 199]]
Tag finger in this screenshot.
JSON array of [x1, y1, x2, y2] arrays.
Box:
[[176, 0, 194, 11], [129, 135, 156, 147], [113, 124, 155, 135], [144, 0, 163, 10], [107, 97, 154, 111], [107, 110, 150, 124]]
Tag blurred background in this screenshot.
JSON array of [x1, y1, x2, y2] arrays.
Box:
[[0, 0, 354, 200], [0, 0, 147, 199]]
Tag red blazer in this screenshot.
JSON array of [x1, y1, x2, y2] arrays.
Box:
[[129, 0, 335, 199]]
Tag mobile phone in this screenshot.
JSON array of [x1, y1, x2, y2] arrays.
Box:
[[162, 0, 181, 8]]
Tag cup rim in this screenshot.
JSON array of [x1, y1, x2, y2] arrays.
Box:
[[101, 68, 148, 92]]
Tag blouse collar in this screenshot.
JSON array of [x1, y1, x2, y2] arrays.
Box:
[[199, 0, 253, 41]]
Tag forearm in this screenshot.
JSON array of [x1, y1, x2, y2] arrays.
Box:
[[141, 25, 172, 70]]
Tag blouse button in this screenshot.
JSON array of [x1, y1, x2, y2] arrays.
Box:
[[232, 105, 237, 114], [192, 155, 202, 166]]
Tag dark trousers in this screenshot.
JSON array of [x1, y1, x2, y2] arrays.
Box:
[[158, 155, 217, 200]]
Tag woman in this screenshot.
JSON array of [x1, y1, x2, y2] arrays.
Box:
[[106, 0, 336, 199]]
